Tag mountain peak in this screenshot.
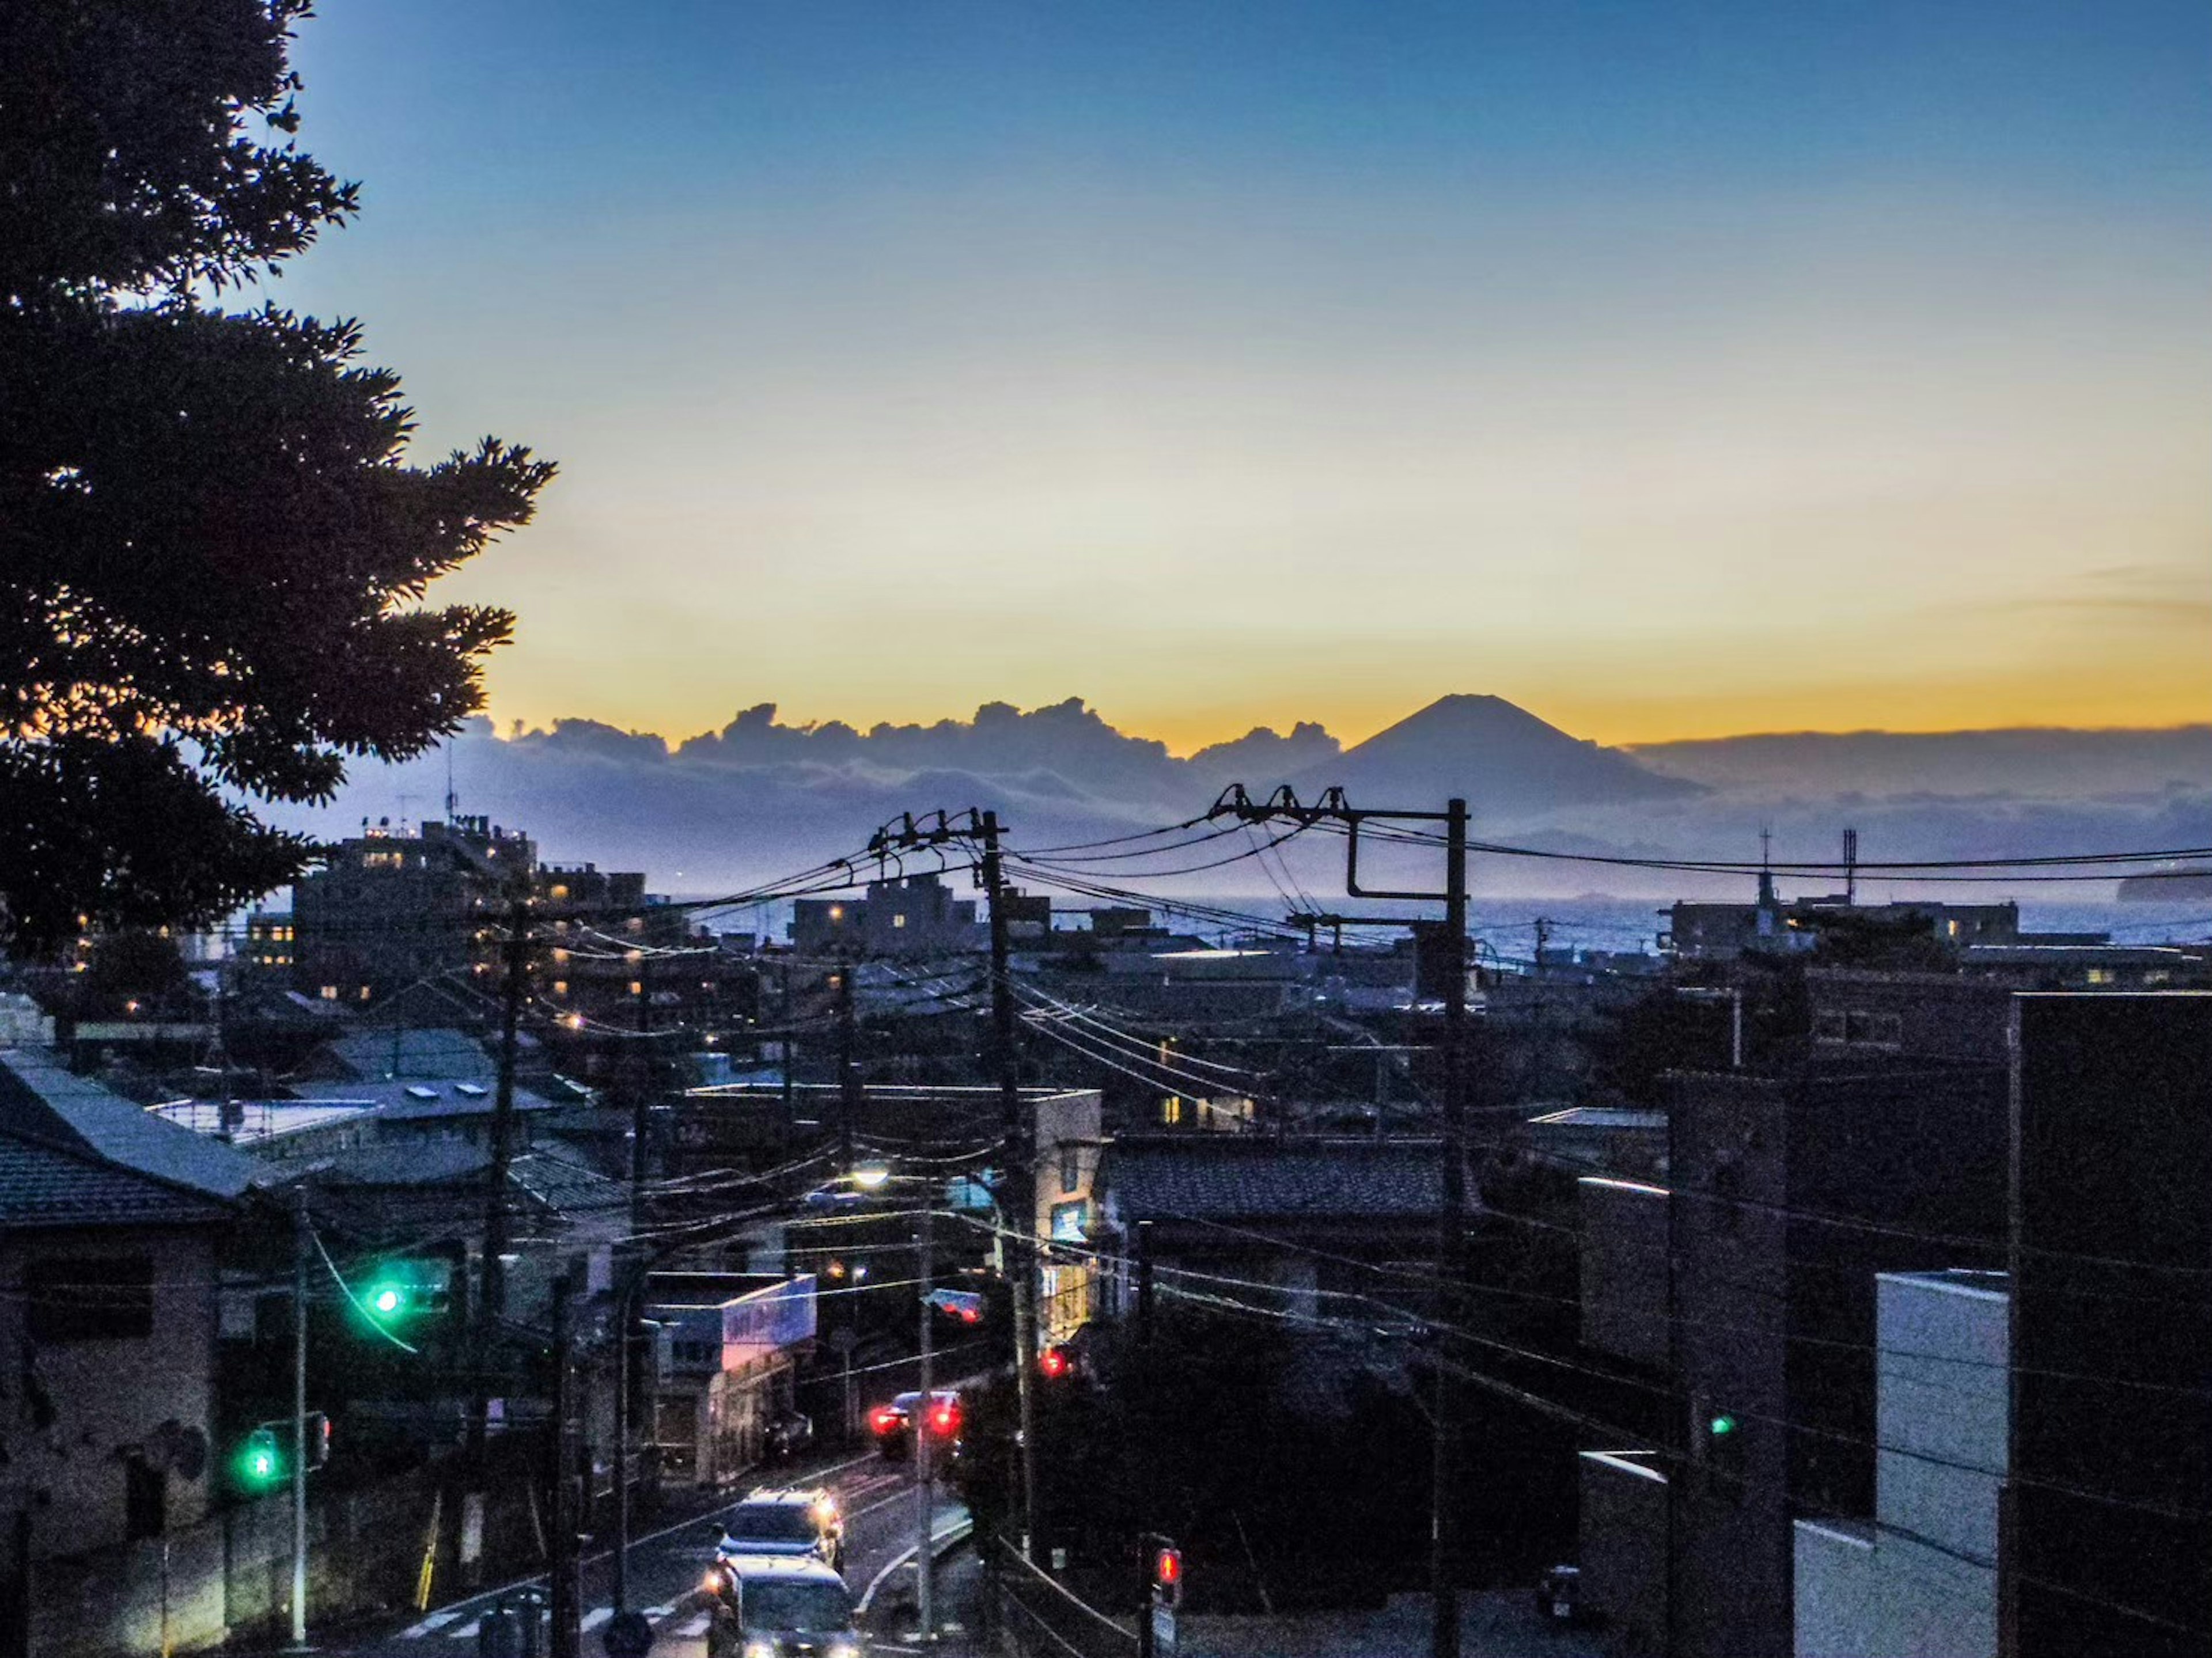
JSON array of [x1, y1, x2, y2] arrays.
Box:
[[1310, 693, 1696, 819]]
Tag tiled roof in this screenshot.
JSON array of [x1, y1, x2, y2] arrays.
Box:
[[0, 1048, 262, 1198], [326, 1027, 495, 1082], [321, 1138, 488, 1189], [1101, 1136, 1446, 1222], [0, 1130, 233, 1228]]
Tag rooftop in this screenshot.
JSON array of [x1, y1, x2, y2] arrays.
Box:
[[0, 1047, 263, 1199], [1101, 1135, 1448, 1222], [0, 1128, 234, 1230]]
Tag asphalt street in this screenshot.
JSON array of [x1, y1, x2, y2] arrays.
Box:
[[316, 1447, 973, 1658]]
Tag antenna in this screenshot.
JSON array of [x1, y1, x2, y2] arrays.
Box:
[[445, 738, 458, 824], [1843, 827, 1859, 904]]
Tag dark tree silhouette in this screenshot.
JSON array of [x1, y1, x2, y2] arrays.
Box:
[[0, 1, 553, 952]]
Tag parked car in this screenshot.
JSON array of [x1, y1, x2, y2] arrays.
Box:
[[1536, 1563, 1582, 1624], [764, 1409, 815, 1462], [703, 1553, 863, 1658], [866, 1389, 961, 1459], [712, 1488, 846, 1574]]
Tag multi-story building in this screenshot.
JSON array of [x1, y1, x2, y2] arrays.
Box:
[[1795, 1269, 2010, 1658], [1575, 1057, 2009, 1657], [291, 815, 535, 1003], [643, 1272, 818, 1486], [790, 874, 984, 958]]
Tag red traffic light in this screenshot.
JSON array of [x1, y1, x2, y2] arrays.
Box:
[[1040, 1346, 1071, 1379], [1153, 1547, 1181, 1589]]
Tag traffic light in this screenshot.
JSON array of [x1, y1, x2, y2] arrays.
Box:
[[359, 1258, 452, 1325], [1151, 1543, 1183, 1609], [236, 1426, 284, 1490], [235, 1415, 330, 1491], [1039, 1345, 1073, 1379], [1701, 1404, 1745, 1490]]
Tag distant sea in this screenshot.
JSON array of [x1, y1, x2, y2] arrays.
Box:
[[687, 890, 2212, 964]]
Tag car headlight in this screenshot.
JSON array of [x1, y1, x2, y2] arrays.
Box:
[[742, 1641, 776, 1658], [827, 1643, 861, 1658]]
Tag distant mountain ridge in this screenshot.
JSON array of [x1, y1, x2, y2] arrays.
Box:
[[1633, 724, 2212, 799], [274, 697, 2212, 900]]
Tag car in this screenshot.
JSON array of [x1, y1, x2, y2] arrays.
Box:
[[764, 1409, 815, 1462], [866, 1390, 961, 1459], [1536, 1563, 1582, 1624], [712, 1488, 846, 1575], [702, 1553, 865, 1658]]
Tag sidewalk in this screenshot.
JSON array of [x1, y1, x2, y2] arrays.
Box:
[[1176, 1590, 1607, 1658]]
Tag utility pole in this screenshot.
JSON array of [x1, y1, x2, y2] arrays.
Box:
[[612, 953, 650, 1617], [1433, 798, 1469, 1658], [914, 1195, 936, 1639], [979, 810, 1042, 1562], [290, 1185, 310, 1652], [1207, 786, 1470, 1658], [631, 952, 652, 1234], [1133, 1217, 1157, 1658], [779, 959, 797, 1128], [864, 807, 1041, 1560], [549, 1266, 580, 1658], [835, 953, 858, 1177], [465, 889, 530, 1574], [483, 891, 530, 1322]]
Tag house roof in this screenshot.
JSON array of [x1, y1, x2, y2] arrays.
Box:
[[325, 1027, 496, 1082], [321, 1137, 490, 1189], [0, 1047, 263, 1199], [1100, 1136, 1447, 1223], [318, 1139, 618, 1216], [0, 1128, 233, 1229]]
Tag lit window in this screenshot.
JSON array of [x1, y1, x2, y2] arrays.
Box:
[[626, 949, 643, 965], [320, 986, 339, 1001], [550, 884, 570, 902], [551, 948, 569, 964], [1160, 1097, 1184, 1126], [357, 986, 372, 1001], [828, 905, 844, 923], [629, 981, 644, 997], [552, 981, 569, 997], [893, 914, 907, 929]]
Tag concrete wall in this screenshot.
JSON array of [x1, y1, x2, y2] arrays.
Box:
[[1, 1226, 219, 1561], [1792, 1272, 2006, 1658], [1578, 1177, 1669, 1367], [1578, 1452, 1668, 1656]]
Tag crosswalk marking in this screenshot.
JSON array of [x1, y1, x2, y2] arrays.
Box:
[[445, 1617, 482, 1640], [399, 1609, 462, 1638], [581, 1606, 613, 1632], [676, 1610, 711, 1637], [643, 1603, 676, 1619]]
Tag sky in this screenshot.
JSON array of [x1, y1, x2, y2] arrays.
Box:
[[270, 1, 2212, 754]]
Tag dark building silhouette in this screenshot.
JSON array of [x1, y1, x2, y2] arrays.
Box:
[[2006, 993, 2212, 1657]]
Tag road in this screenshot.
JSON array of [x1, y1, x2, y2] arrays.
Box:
[[321, 1447, 972, 1658]]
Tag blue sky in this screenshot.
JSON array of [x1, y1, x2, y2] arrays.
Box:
[[271, 1, 2212, 749]]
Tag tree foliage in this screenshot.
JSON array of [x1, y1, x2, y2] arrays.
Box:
[[1, 1, 553, 953]]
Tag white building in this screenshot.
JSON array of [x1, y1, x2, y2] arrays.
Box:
[[1794, 1269, 2009, 1658]]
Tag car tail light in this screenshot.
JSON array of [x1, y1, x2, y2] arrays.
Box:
[[930, 1403, 957, 1435], [869, 1405, 902, 1434]]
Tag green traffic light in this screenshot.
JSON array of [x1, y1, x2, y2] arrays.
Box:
[[370, 1284, 404, 1318], [237, 1431, 285, 1489], [1710, 1414, 1737, 1437]]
